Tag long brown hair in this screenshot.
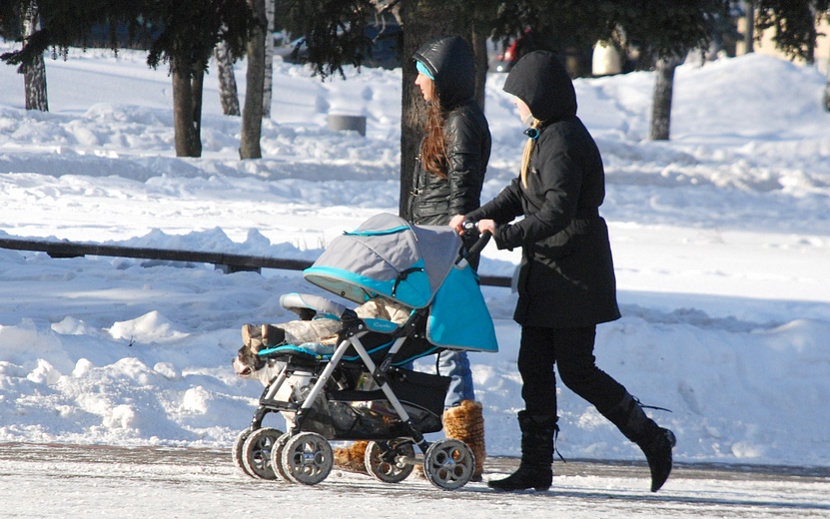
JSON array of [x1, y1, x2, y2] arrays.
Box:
[[420, 97, 448, 179]]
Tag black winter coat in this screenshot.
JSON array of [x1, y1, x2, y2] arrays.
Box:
[[409, 36, 491, 226], [466, 51, 620, 328]]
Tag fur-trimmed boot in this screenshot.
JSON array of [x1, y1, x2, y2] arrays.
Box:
[[602, 393, 676, 492], [333, 440, 369, 474], [242, 323, 285, 348], [443, 400, 486, 481], [241, 324, 263, 348], [487, 411, 556, 491]]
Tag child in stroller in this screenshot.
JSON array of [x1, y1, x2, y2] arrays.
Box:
[[233, 294, 411, 386], [231, 214, 497, 490]]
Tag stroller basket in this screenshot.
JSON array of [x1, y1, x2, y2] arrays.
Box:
[[301, 368, 451, 441], [329, 368, 451, 417]]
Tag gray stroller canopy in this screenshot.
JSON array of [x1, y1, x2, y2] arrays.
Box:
[[303, 213, 498, 352], [304, 213, 461, 309]]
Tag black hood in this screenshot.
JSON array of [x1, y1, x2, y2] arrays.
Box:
[[503, 50, 577, 122], [412, 35, 475, 109]]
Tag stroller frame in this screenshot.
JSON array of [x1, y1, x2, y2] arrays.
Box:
[[232, 214, 496, 490]]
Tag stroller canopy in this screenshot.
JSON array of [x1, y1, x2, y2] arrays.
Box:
[[303, 213, 498, 352]]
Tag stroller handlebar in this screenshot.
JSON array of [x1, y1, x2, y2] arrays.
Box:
[[460, 220, 491, 263], [465, 230, 491, 260]]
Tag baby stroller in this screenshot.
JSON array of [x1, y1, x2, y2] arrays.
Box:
[[232, 213, 498, 490]]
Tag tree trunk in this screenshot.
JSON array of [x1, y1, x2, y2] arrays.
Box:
[[650, 55, 682, 141], [214, 41, 240, 116], [262, 0, 276, 118], [192, 69, 204, 155], [744, 0, 755, 54], [471, 24, 487, 111], [172, 63, 204, 157], [240, 0, 266, 159], [22, 3, 48, 112], [398, 5, 458, 220]]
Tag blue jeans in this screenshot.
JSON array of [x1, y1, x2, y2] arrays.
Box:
[[438, 350, 476, 409], [404, 351, 475, 409]]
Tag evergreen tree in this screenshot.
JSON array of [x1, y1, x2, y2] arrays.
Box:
[[754, 0, 830, 63], [0, 0, 255, 157], [279, 0, 382, 80], [752, 0, 830, 111]]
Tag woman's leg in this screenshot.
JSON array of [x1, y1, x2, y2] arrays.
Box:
[[488, 326, 558, 491], [517, 326, 558, 416], [553, 326, 627, 409], [438, 350, 475, 408], [438, 351, 485, 479], [555, 325, 675, 492]]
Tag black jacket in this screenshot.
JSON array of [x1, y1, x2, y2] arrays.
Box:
[[409, 36, 491, 226], [466, 51, 620, 328]]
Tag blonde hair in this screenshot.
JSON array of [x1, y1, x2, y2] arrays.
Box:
[[520, 119, 542, 188]]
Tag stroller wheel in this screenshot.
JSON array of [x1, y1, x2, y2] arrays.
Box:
[[241, 427, 284, 480], [423, 438, 475, 490], [364, 440, 415, 483], [269, 432, 293, 481], [280, 432, 334, 485], [232, 428, 256, 478]]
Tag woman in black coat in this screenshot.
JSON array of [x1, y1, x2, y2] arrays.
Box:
[[451, 50, 675, 493], [410, 36, 490, 228], [412, 35, 490, 481]]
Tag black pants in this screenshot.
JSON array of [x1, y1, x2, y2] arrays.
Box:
[[518, 325, 628, 417]]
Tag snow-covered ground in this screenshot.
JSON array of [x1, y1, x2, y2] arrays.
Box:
[[3, 444, 828, 519], [1, 40, 829, 490]]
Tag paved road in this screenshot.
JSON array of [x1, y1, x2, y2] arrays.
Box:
[[1, 443, 828, 518]]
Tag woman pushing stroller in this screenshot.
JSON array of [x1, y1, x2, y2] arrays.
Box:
[[450, 50, 676, 492]]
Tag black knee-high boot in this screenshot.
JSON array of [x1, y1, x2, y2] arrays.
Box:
[[488, 411, 556, 491], [603, 393, 676, 492]]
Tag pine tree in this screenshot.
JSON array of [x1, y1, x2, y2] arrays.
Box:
[[753, 0, 830, 111], [0, 0, 255, 157]]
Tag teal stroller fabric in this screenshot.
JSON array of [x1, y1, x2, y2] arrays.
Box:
[[303, 213, 498, 353]]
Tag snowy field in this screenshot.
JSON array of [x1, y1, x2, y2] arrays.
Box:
[[1, 38, 830, 503]]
